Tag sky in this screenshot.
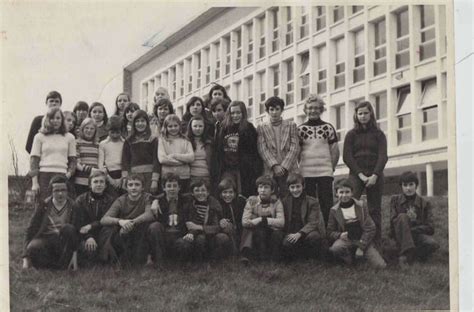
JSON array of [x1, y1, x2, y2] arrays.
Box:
[[1, 0, 209, 175]]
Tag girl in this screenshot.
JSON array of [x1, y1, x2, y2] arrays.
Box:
[[216, 101, 262, 198], [122, 110, 160, 193], [74, 118, 100, 196], [186, 116, 215, 188], [98, 116, 124, 191], [88, 102, 108, 142], [122, 102, 140, 138], [158, 114, 194, 193], [30, 107, 76, 201], [343, 101, 388, 245], [114, 92, 130, 117], [63, 111, 77, 136], [151, 98, 174, 138], [73, 101, 89, 138], [181, 96, 215, 135]]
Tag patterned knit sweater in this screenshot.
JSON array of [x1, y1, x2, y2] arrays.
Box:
[[75, 138, 99, 186]]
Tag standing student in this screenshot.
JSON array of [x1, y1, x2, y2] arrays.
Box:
[[186, 116, 215, 188], [73, 101, 89, 138], [257, 96, 300, 197], [122, 110, 160, 194], [25, 91, 62, 154], [158, 114, 194, 193], [88, 102, 109, 142], [151, 98, 174, 138], [30, 108, 76, 201], [210, 98, 230, 125], [22, 175, 80, 270], [216, 101, 262, 197], [98, 116, 125, 192], [122, 102, 140, 138], [74, 118, 100, 196], [181, 96, 215, 135], [343, 101, 388, 244], [113, 92, 130, 117], [297, 95, 339, 225], [63, 111, 77, 137], [204, 84, 230, 125], [154, 87, 170, 103]]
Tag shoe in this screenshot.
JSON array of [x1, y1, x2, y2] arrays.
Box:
[[239, 256, 250, 266], [398, 255, 409, 269]]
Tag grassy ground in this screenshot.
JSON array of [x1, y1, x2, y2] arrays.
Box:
[[9, 196, 450, 311]]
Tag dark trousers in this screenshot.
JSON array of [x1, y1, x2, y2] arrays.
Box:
[[25, 224, 79, 269], [304, 177, 334, 226], [349, 174, 384, 243], [175, 233, 231, 262], [281, 231, 325, 261], [274, 172, 290, 198], [147, 222, 183, 263], [392, 213, 439, 260], [240, 226, 285, 261]]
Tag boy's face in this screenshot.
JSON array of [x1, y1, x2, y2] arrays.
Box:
[[192, 185, 209, 202], [258, 184, 273, 200], [288, 183, 304, 198], [164, 181, 180, 198], [336, 186, 353, 203], [90, 176, 106, 194], [402, 182, 417, 196], [51, 183, 68, 203], [109, 129, 121, 141], [212, 104, 225, 122], [267, 105, 283, 122], [157, 105, 170, 122], [304, 102, 323, 120], [220, 188, 235, 204], [46, 97, 61, 111], [127, 179, 144, 199]]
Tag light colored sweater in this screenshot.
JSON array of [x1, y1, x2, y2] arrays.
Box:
[[158, 135, 194, 179], [31, 132, 76, 173], [98, 137, 124, 172]]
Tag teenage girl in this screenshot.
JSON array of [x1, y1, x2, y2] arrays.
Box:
[[88, 102, 108, 142], [114, 92, 131, 117], [158, 114, 194, 193], [63, 111, 77, 137], [122, 102, 140, 138], [122, 109, 160, 193], [343, 101, 388, 244], [151, 98, 174, 138], [74, 118, 100, 196], [73, 101, 89, 138], [181, 96, 215, 135], [30, 107, 76, 201]]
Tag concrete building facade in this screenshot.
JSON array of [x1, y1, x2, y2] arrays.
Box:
[[123, 5, 452, 196]]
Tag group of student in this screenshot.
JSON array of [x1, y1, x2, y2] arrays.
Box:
[[22, 85, 439, 270]]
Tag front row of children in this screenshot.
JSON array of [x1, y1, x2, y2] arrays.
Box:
[[22, 170, 438, 270]]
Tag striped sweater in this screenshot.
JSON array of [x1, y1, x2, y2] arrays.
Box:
[[75, 138, 99, 186]]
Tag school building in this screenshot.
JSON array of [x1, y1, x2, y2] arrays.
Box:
[[123, 5, 451, 196]]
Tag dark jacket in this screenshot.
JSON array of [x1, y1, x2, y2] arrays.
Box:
[[76, 191, 116, 240], [25, 115, 43, 154], [182, 195, 223, 236], [152, 193, 187, 236], [327, 199, 375, 250], [218, 195, 247, 236], [390, 194, 435, 236], [281, 195, 326, 237]]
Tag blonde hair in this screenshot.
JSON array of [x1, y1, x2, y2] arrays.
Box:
[[160, 114, 185, 139], [78, 117, 98, 142]]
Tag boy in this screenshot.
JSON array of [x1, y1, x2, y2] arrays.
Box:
[[257, 96, 300, 197], [390, 171, 439, 266], [98, 116, 125, 192], [99, 173, 157, 267], [25, 91, 62, 154], [175, 179, 231, 261], [327, 179, 386, 268], [297, 94, 339, 225], [22, 174, 79, 270], [280, 173, 326, 261], [75, 170, 116, 265], [210, 97, 230, 124], [240, 175, 285, 263]]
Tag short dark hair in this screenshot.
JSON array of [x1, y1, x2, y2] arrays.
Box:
[[73, 101, 89, 113], [161, 173, 180, 188], [286, 172, 305, 187], [335, 178, 354, 191], [217, 178, 237, 194], [399, 171, 419, 186], [255, 175, 276, 191], [126, 173, 145, 186], [265, 96, 285, 112], [210, 97, 230, 113], [190, 178, 209, 193], [48, 174, 69, 194], [46, 91, 62, 104]]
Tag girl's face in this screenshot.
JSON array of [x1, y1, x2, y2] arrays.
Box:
[[126, 109, 137, 122], [304, 102, 324, 120], [357, 107, 371, 125], [157, 105, 170, 122], [230, 106, 242, 124], [166, 121, 180, 136], [191, 120, 205, 137], [50, 111, 63, 131], [76, 109, 88, 122], [190, 100, 203, 116], [212, 90, 224, 100], [220, 188, 235, 204], [91, 106, 105, 123], [64, 114, 76, 132], [83, 124, 96, 140], [116, 95, 129, 112], [402, 182, 417, 196], [268, 106, 283, 122], [134, 117, 148, 133], [155, 90, 168, 102]]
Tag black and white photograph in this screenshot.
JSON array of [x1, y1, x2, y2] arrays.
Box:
[[1, 1, 471, 310]]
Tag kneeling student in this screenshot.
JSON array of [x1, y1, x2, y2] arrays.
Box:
[[280, 173, 326, 261], [175, 179, 231, 261], [327, 179, 386, 268], [390, 171, 439, 266], [99, 173, 157, 267], [22, 174, 80, 270], [240, 175, 285, 263]]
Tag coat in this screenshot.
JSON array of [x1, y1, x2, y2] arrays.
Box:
[[281, 195, 326, 237], [242, 196, 285, 230], [389, 194, 435, 236]]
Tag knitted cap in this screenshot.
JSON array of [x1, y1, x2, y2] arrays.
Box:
[[107, 115, 122, 131]]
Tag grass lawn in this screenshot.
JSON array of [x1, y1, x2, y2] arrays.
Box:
[[8, 196, 450, 311]]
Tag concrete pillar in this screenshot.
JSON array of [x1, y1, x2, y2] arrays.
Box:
[[426, 163, 434, 196], [416, 171, 423, 194]]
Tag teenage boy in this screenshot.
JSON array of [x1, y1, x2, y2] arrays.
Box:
[[25, 91, 63, 154], [327, 179, 386, 268], [98, 116, 125, 192], [390, 171, 439, 266], [99, 173, 157, 267], [257, 96, 300, 197], [175, 179, 231, 262], [22, 174, 79, 270], [75, 170, 116, 265], [279, 173, 326, 261], [240, 175, 285, 263], [297, 94, 339, 225]]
